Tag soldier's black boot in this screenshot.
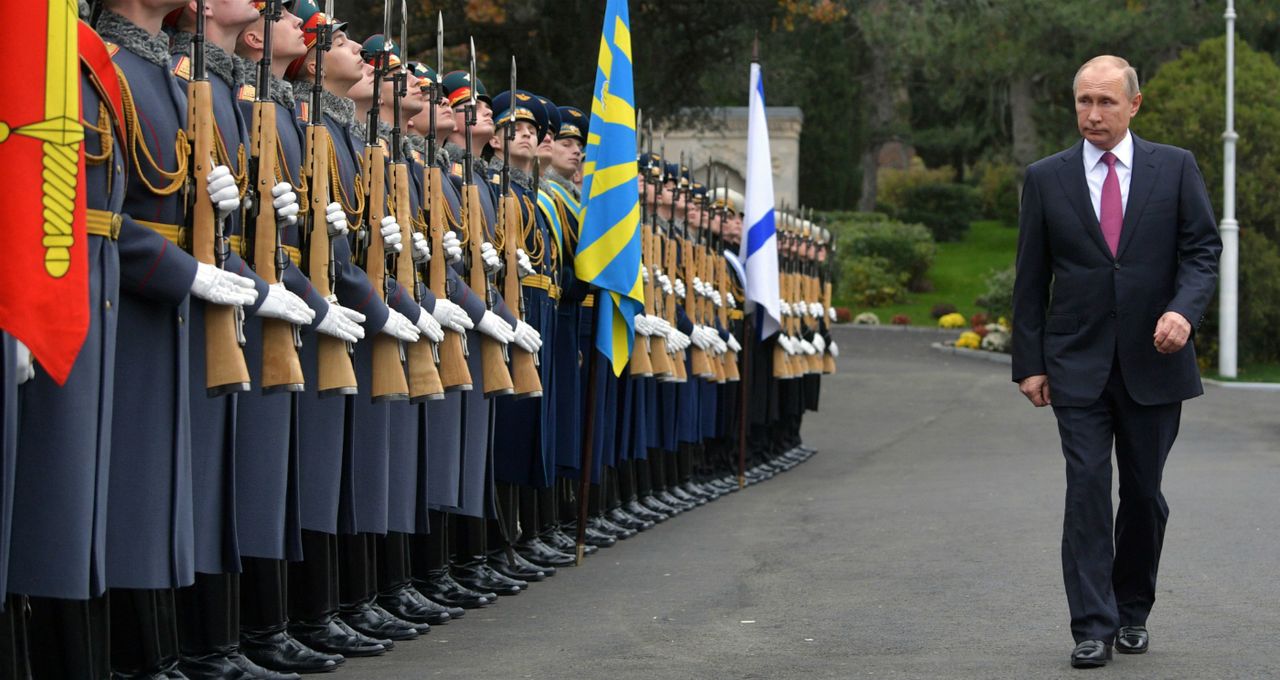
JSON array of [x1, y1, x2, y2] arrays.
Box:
[[452, 517, 525, 596], [374, 532, 442, 628], [0, 594, 32, 680], [412, 514, 491, 610], [337, 534, 419, 643], [487, 485, 547, 582], [516, 487, 574, 568], [108, 588, 186, 679], [178, 573, 299, 680], [240, 557, 342, 674], [288, 532, 388, 658], [630, 455, 669, 523], [24, 593, 110, 679]]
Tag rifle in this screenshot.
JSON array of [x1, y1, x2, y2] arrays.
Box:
[[679, 153, 713, 379], [772, 211, 792, 380], [298, 0, 358, 396], [701, 167, 727, 384], [498, 57, 542, 398], [822, 225, 838, 375], [391, 1, 444, 402], [188, 0, 251, 396], [421, 12, 472, 392], [246, 0, 305, 393], [711, 171, 739, 382], [626, 110, 654, 378], [359, 0, 410, 401], [462, 37, 514, 397], [640, 119, 672, 378]]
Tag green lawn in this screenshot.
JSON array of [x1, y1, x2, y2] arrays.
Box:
[[1208, 362, 1280, 383], [849, 219, 1018, 325]]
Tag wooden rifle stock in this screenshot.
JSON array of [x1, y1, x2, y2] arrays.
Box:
[[463, 183, 514, 397], [704, 246, 727, 384], [822, 279, 836, 375], [500, 190, 541, 398], [628, 224, 654, 377], [249, 100, 305, 392], [188, 78, 251, 395], [301, 123, 357, 395], [643, 225, 672, 377], [392, 162, 444, 402], [425, 165, 472, 390], [682, 236, 713, 379], [718, 255, 740, 382], [662, 232, 687, 383], [361, 143, 410, 401]]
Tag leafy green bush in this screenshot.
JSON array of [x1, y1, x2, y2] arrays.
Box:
[[840, 255, 907, 307], [975, 265, 1015, 321], [828, 216, 936, 291], [1138, 35, 1280, 245], [1197, 230, 1280, 365], [897, 183, 981, 242], [875, 162, 955, 216], [974, 161, 1019, 227]]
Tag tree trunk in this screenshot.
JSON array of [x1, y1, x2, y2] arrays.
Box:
[[857, 47, 899, 212], [1009, 76, 1038, 185]]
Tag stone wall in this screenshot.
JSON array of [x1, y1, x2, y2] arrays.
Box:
[[655, 106, 803, 208]]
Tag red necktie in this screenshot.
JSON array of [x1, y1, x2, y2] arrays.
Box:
[[1100, 151, 1122, 257]]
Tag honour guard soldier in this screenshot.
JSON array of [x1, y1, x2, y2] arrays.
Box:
[[3, 10, 126, 676]]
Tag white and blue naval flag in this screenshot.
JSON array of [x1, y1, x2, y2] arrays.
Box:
[[741, 60, 781, 339]]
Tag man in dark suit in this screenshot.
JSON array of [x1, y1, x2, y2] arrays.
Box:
[[1012, 55, 1221, 669]]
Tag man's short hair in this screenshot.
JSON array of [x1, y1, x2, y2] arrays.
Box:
[[1073, 55, 1140, 100]]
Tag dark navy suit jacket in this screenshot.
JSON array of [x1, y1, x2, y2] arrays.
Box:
[[1012, 134, 1221, 407]]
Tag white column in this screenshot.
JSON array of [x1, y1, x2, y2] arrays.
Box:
[[1219, 0, 1239, 378]]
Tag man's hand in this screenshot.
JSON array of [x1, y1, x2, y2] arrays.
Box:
[[1153, 311, 1192, 354], [1019, 374, 1052, 408]]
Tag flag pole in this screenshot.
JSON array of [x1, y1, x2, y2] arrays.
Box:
[[737, 32, 761, 489]]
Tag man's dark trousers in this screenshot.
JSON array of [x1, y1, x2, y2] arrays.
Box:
[[1052, 352, 1180, 643]]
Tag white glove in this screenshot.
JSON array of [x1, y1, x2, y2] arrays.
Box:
[[800, 339, 816, 355], [690, 325, 712, 350], [431, 298, 473, 333], [827, 306, 837, 323], [633, 314, 651, 336], [516, 248, 535, 277], [674, 278, 686, 300], [780, 301, 792, 317], [778, 335, 795, 355], [411, 232, 431, 264], [325, 202, 349, 237], [512, 320, 542, 353], [477, 310, 515, 344], [443, 230, 463, 264], [658, 273, 673, 296], [480, 242, 502, 274], [207, 164, 240, 215], [709, 330, 727, 355], [813, 334, 826, 353], [13, 339, 35, 385], [647, 315, 671, 337], [726, 292, 737, 309], [809, 301, 823, 318], [271, 182, 299, 226], [641, 266, 650, 284], [726, 334, 742, 353], [711, 290, 723, 308], [829, 341, 839, 358], [381, 308, 421, 342], [667, 329, 690, 353], [315, 300, 365, 343], [692, 277, 704, 297], [256, 283, 316, 325], [190, 262, 259, 307], [380, 216, 402, 254], [413, 307, 444, 342]]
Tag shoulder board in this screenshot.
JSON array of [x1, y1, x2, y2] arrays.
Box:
[[412, 150, 424, 164], [378, 139, 389, 153], [78, 21, 127, 145], [103, 41, 119, 57], [172, 55, 191, 81], [297, 101, 309, 121], [451, 162, 462, 177], [237, 83, 256, 101], [490, 174, 501, 185]]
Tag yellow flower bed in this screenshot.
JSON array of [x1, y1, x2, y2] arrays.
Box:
[[955, 331, 982, 349], [938, 312, 968, 329]]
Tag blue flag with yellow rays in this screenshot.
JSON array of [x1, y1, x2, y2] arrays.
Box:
[[576, 0, 643, 377]]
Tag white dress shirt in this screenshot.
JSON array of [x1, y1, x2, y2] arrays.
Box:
[[1082, 130, 1133, 221]]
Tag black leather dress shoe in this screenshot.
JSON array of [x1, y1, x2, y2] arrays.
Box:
[[1070, 640, 1112, 668], [377, 587, 437, 625], [487, 551, 547, 582], [563, 522, 617, 548], [510, 548, 556, 576], [288, 617, 387, 658], [414, 572, 493, 609], [544, 527, 597, 555], [1115, 626, 1148, 654], [339, 602, 420, 641], [591, 516, 635, 540], [640, 495, 680, 517], [332, 617, 394, 651], [658, 490, 694, 511], [625, 499, 667, 523], [240, 628, 342, 674], [227, 651, 303, 679], [181, 650, 300, 680], [452, 562, 525, 596], [668, 485, 705, 507], [515, 537, 576, 568], [608, 507, 653, 532], [400, 586, 455, 624]]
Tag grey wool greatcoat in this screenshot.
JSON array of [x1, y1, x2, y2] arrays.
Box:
[[8, 66, 123, 600]]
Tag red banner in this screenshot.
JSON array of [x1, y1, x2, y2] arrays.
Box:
[[0, 0, 89, 384]]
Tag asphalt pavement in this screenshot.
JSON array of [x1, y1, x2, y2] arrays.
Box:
[[353, 325, 1280, 679]]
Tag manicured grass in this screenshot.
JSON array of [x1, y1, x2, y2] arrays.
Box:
[[1209, 362, 1280, 383], [849, 219, 1018, 326]]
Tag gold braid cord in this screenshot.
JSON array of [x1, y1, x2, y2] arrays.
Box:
[[118, 65, 188, 196], [326, 134, 364, 229], [518, 194, 545, 269]]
